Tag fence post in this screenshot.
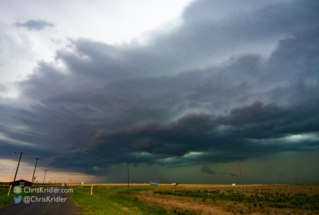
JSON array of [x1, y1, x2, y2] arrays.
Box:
[[7, 185, 12, 196]]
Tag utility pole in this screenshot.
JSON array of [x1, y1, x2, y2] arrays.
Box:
[[232, 163, 238, 184], [232, 162, 243, 185], [277, 174, 281, 184], [294, 177, 299, 185], [13, 152, 28, 182], [238, 162, 243, 185], [280, 173, 284, 184], [127, 165, 129, 189], [31, 158, 41, 183], [43, 170, 48, 184]]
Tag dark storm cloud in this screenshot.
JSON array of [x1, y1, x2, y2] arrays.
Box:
[[201, 166, 215, 174], [1, 0, 319, 177], [13, 28, 319, 173], [82, 98, 319, 166], [14, 19, 54, 30], [18, 0, 318, 94]]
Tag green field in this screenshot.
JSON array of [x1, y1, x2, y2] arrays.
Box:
[[67, 185, 319, 215], [1, 183, 319, 214], [68, 186, 196, 215], [154, 188, 319, 210], [0, 188, 31, 209]]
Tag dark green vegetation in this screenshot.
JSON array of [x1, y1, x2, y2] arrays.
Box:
[[68, 186, 195, 215], [0, 188, 32, 208], [154, 188, 319, 210]]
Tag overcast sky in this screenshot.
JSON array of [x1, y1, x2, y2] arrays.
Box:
[[0, 0, 318, 184]]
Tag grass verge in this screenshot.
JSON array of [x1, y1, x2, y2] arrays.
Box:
[[68, 186, 173, 215], [0, 188, 32, 209]]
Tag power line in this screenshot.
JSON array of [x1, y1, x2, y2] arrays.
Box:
[[13, 152, 28, 182], [277, 174, 281, 184], [232, 163, 238, 184], [232, 162, 243, 185], [238, 162, 243, 185], [127, 165, 130, 189], [43, 170, 48, 184], [276, 173, 284, 184], [32, 158, 41, 183]]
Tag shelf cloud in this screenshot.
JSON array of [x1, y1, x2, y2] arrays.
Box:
[[1, 0, 318, 183]]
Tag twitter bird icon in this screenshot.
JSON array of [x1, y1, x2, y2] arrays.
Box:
[[14, 196, 22, 204]]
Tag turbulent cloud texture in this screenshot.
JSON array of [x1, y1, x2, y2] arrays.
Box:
[[0, 0, 319, 182]]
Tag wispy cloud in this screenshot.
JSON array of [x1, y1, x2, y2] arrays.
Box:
[[14, 19, 54, 30]]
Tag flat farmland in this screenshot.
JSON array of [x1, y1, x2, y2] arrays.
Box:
[[66, 184, 319, 215]]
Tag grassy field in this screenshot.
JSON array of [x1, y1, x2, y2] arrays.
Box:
[[155, 187, 319, 210], [67, 186, 185, 215], [1, 183, 318, 214], [0, 187, 32, 209], [66, 184, 319, 215]]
